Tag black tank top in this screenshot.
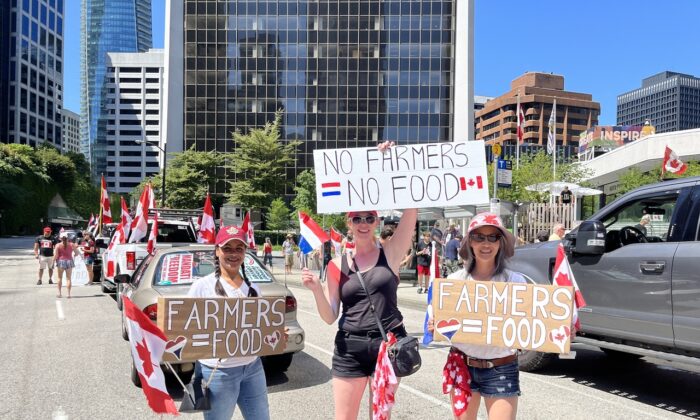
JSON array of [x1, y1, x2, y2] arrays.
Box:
[[338, 249, 403, 333]]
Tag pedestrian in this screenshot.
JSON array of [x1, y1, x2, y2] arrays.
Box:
[[301, 141, 418, 420], [633, 214, 651, 236], [549, 223, 565, 241], [415, 231, 432, 293], [428, 212, 525, 420], [188, 225, 275, 420], [34, 227, 57, 285], [342, 232, 355, 257], [263, 237, 273, 269], [535, 230, 549, 243], [282, 234, 295, 275], [559, 185, 573, 205], [80, 231, 97, 285], [444, 233, 462, 275], [53, 231, 80, 298]]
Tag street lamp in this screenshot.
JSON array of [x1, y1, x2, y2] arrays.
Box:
[[135, 139, 167, 207]]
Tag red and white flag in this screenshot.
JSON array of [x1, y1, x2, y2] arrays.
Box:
[[330, 227, 343, 256], [120, 196, 132, 240], [371, 333, 398, 420], [105, 226, 124, 279], [662, 146, 688, 175], [552, 243, 587, 331], [87, 213, 96, 235], [242, 211, 256, 249], [101, 175, 113, 224], [123, 297, 179, 415], [129, 185, 152, 243], [197, 194, 216, 244], [516, 99, 525, 145], [147, 214, 158, 255]]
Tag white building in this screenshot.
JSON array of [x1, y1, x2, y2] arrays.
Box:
[[61, 109, 80, 153], [105, 49, 164, 194]]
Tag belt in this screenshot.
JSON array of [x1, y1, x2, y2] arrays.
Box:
[[451, 348, 518, 369], [341, 325, 406, 339]]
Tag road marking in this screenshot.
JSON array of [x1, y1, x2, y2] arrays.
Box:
[[55, 300, 65, 321], [303, 341, 451, 410]]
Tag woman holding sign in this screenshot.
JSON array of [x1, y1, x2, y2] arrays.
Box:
[[302, 141, 418, 420], [429, 213, 526, 420], [188, 225, 270, 420]]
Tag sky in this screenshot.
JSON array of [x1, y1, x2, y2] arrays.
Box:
[[63, 0, 700, 126]]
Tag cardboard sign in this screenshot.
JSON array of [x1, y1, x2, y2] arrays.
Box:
[[157, 297, 286, 362], [432, 278, 574, 353], [313, 141, 489, 213], [159, 254, 194, 284]]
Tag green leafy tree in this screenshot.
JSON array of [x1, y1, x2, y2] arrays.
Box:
[[226, 111, 301, 209], [615, 160, 700, 197], [266, 198, 291, 231], [35, 145, 77, 191]]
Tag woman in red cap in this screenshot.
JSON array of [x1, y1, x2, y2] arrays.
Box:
[[188, 225, 270, 420], [429, 213, 525, 420], [302, 141, 418, 420]]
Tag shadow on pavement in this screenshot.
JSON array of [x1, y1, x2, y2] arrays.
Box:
[[266, 351, 332, 393]]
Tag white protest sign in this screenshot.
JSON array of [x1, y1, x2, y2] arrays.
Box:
[[71, 257, 89, 286], [313, 141, 489, 213]]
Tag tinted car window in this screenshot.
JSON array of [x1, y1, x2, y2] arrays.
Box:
[[153, 250, 273, 286]]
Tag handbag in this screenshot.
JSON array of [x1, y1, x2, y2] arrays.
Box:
[[353, 260, 422, 377], [179, 381, 211, 413]]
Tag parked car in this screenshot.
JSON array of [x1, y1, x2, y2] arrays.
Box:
[[115, 245, 305, 387]]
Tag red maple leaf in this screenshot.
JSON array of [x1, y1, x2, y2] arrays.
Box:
[[135, 338, 154, 378], [483, 215, 500, 226], [554, 332, 566, 341], [555, 271, 571, 287], [669, 159, 681, 169]]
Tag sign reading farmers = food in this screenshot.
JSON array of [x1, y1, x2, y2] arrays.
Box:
[[313, 141, 489, 213], [432, 278, 574, 353], [157, 297, 286, 362]]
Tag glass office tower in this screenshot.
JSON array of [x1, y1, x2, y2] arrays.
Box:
[[170, 0, 455, 193], [80, 0, 152, 179]]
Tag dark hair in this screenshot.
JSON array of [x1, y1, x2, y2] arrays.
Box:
[[380, 225, 395, 240], [213, 253, 258, 297], [458, 231, 514, 276]]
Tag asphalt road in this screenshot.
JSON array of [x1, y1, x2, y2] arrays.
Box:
[[1, 236, 699, 420]]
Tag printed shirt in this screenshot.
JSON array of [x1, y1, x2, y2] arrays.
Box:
[[560, 190, 573, 204], [36, 235, 57, 257], [282, 240, 294, 255], [188, 273, 262, 369], [448, 268, 527, 360], [82, 239, 96, 258]]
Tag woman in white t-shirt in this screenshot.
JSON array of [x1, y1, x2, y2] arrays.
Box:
[[429, 213, 525, 420], [188, 225, 269, 420]]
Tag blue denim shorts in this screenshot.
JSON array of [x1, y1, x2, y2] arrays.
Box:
[[468, 360, 521, 398]]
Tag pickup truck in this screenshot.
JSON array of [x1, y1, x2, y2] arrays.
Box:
[[511, 176, 700, 371]]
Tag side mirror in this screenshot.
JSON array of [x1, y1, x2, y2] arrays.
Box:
[[114, 274, 132, 284], [572, 220, 606, 255], [96, 239, 107, 248]]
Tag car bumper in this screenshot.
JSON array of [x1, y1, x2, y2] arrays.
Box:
[[283, 323, 305, 354]]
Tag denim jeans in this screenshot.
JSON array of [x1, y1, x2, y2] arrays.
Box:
[[193, 358, 270, 420]]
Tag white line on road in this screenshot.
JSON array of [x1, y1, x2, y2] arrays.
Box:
[[55, 300, 65, 320]]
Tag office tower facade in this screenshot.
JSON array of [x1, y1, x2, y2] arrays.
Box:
[[617, 71, 700, 133], [3, 0, 65, 148], [81, 0, 152, 179], [165, 1, 462, 194], [104, 49, 163, 194], [61, 108, 80, 153], [475, 72, 600, 148]]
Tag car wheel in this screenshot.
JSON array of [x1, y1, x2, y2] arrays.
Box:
[[262, 353, 294, 374], [121, 310, 129, 341], [518, 350, 555, 372], [130, 358, 142, 388], [101, 280, 110, 294], [602, 348, 643, 362], [116, 284, 123, 311]]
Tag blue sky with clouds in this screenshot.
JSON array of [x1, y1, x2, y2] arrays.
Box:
[[63, 0, 700, 126]]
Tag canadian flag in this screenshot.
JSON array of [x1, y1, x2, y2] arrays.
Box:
[[330, 227, 343, 256], [242, 211, 256, 249], [371, 333, 398, 420], [86, 213, 96, 235], [105, 226, 124, 279], [123, 297, 179, 415], [516, 100, 525, 145], [101, 175, 113, 224], [120, 196, 132, 240], [147, 213, 158, 255], [552, 243, 587, 331], [197, 194, 216, 244], [662, 146, 688, 175], [129, 185, 152, 243]]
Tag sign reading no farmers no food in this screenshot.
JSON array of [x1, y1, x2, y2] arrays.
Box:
[[313, 141, 489, 213]]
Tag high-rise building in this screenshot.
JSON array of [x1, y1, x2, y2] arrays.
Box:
[[617, 71, 700, 133], [2, 0, 65, 148], [61, 108, 80, 153], [475, 72, 600, 148], [81, 0, 152, 180], [104, 49, 164, 194], [165, 1, 466, 194]]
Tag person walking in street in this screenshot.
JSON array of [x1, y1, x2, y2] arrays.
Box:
[[53, 231, 80, 298], [415, 231, 432, 293], [188, 225, 274, 420], [301, 140, 418, 420], [549, 223, 565, 241], [428, 213, 525, 420], [282, 234, 295, 274], [444, 233, 462, 275], [34, 227, 57, 285], [80, 231, 97, 285], [263, 237, 273, 269]]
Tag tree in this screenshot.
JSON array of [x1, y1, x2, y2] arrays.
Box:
[[290, 169, 347, 231], [266, 198, 291, 231], [615, 160, 700, 197], [35, 145, 77, 191], [226, 111, 301, 209]]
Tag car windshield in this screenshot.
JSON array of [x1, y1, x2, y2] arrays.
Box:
[[152, 250, 273, 286]]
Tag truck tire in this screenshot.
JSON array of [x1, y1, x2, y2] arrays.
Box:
[[262, 353, 294, 374], [602, 348, 643, 362], [101, 280, 110, 294], [130, 358, 142, 388], [121, 310, 129, 341], [116, 283, 122, 311], [518, 350, 555, 372]]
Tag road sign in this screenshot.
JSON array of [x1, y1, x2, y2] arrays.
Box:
[[493, 143, 502, 157], [497, 159, 512, 188]]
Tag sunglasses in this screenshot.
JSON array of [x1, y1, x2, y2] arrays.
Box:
[[349, 215, 376, 225], [469, 233, 503, 243]]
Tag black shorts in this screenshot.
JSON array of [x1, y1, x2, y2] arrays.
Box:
[[331, 325, 407, 378]]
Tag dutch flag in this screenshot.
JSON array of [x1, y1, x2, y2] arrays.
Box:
[[298, 211, 330, 255], [321, 182, 341, 197]]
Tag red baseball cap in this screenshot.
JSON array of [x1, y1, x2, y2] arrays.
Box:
[[347, 210, 378, 218], [215, 225, 247, 247], [43, 227, 52, 233]]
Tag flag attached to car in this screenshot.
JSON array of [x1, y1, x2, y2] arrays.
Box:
[[197, 193, 216, 244], [242, 211, 257, 249], [662, 146, 688, 175], [298, 211, 330, 255], [147, 213, 158, 255], [552, 243, 586, 331], [129, 184, 152, 243], [101, 174, 113, 224]]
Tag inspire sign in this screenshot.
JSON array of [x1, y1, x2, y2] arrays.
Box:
[[313, 141, 489, 213], [432, 279, 574, 353], [156, 297, 286, 362]]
